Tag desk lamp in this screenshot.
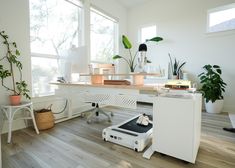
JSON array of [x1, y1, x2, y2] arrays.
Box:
[[138, 43, 147, 72]]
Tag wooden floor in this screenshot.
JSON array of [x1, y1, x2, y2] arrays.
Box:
[[2, 104, 235, 168]]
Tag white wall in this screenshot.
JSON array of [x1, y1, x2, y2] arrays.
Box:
[[127, 0, 235, 113], [0, 0, 31, 131]]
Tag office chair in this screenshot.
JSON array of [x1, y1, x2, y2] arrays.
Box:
[[83, 93, 137, 124], [83, 93, 112, 123]]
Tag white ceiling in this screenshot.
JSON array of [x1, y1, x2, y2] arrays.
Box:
[[116, 0, 150, 8]]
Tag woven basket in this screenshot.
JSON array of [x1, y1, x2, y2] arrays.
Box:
[[35, 110, 54, 130]]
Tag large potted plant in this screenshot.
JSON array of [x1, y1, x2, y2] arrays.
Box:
[[198, 64, 227, 113], [0, 30, 30, 105], [113, 35, 163, 73]]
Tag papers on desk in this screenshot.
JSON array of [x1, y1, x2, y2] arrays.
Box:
[[159, 93, 193, 99]]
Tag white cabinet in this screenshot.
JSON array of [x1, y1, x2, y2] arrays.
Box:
[[154, 93, 202, 163], [144, 93, 202, 163]]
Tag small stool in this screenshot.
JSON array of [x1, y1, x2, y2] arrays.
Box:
[[1, 102, 39, 143]]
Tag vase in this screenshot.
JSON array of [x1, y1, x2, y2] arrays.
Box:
[[9, 95, 21, 105], [205, 99, 224, 113]]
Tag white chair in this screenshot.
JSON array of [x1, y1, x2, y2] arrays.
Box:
[[1, 102, 39, 143]]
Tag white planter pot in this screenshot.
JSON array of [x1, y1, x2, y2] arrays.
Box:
[[205, 99, 224, 113]]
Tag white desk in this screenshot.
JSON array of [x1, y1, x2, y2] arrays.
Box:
[[51, 82, 160, 122], [51, 82, 202, 163]]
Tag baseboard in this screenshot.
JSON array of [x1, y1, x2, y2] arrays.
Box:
[[223, 104, 235, 113]]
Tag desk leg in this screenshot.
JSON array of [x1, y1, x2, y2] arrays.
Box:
[[143, 145, 155, 159]]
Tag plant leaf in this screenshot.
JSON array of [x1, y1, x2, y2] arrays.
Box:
[[216, 69, 221, 74], [213, 65, 220, 68], [146, 36, 163, 43], [122, 35, 132, 49], [113, 55, 122, 59], [15, 49, 20, 56]]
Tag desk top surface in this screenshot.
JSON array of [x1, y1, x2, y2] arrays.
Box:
[[50, 82, 163, 91]]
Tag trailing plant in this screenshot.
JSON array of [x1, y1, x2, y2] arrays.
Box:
[[0, 30, 30, 99], [168, 53, 186, 78], [198, 64, 226, 103], [113, 35, 163, 72]]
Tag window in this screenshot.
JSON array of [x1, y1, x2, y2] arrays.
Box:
[[90, 7, 118, 63], [207, 3, 235, 33], [140, 25, 157, 43], [30, 0, 83, 97]]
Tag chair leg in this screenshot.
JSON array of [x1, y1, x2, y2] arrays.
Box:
[[111, 112, 114, 117], [87, 108, 98, 123], [98, 108, 111, 122], [86, 106, 111, 123]]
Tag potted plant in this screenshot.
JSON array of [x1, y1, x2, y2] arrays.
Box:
[[0, 30, 30, 105], [168, 53, 186, 79], [113, 35, 163, 73], [198, 64, 227, 113]]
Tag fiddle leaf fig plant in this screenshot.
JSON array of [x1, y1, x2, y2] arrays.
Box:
[[198, 64, 226, 103], [113, 35, 163, 72], [0, 30, 30, 99]]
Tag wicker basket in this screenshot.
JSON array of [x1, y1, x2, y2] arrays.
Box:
[[35, 110, 54, 130]]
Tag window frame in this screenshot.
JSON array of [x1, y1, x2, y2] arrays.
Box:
[[90, 6, 119, 64], [207, 3, 235, 33], [30, 0, 84, 97]]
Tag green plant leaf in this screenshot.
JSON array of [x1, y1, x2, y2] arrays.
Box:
[[113, 55, 122, 59], [213, 65, 220, 68], [12, 42, 17, 48], [15, 49, 20, 56], [122, 35, 132, 49], [216, 69, 221, 74], [146, 36, 163, 42]]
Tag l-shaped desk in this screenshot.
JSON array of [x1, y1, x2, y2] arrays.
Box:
[[51, 82, 202, 163]]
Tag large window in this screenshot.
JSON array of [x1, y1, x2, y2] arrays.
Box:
[[90, 7, 118, 63], [30, 0, 83, 97], [207, 3, 235, 33]]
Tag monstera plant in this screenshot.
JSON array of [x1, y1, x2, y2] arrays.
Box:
[[0, 30, 30, 105], [113, 35, 163, 72]]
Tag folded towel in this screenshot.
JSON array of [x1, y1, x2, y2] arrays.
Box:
[[136, 114, 152, 126]]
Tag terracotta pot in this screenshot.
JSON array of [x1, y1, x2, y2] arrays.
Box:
[[9, 95, 21, 105]]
